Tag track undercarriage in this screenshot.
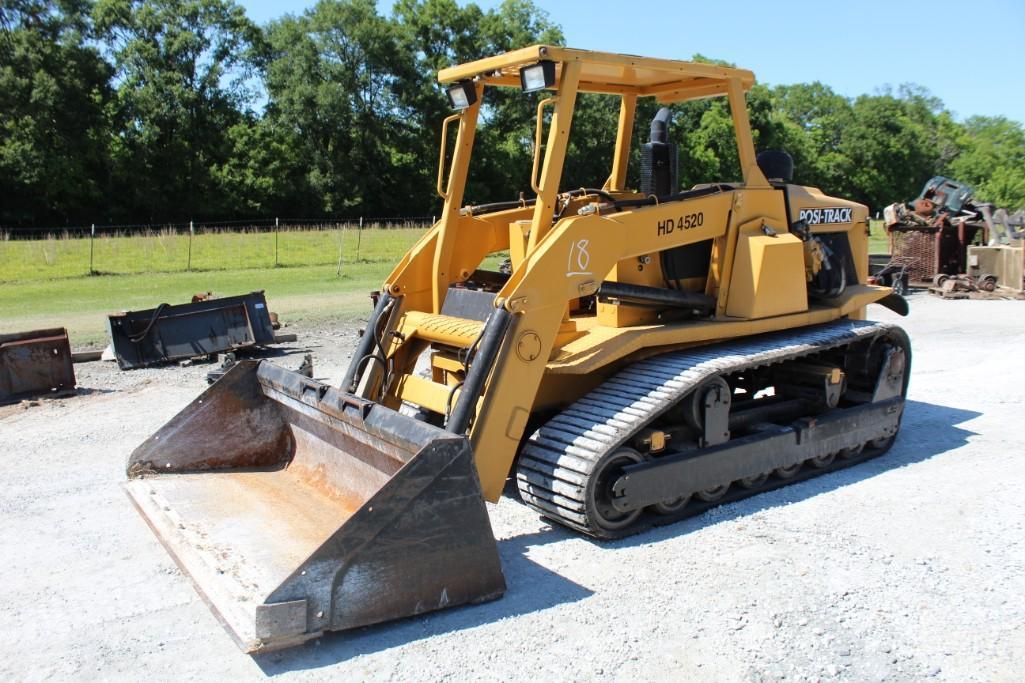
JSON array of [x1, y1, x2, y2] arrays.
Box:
[[517, 320, 911, 539]]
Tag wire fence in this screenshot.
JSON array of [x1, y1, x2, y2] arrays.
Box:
[[0, 217, 435, 281], [0, 216, 435, 239]]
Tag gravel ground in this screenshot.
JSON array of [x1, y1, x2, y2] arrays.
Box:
[[1, 294, 1023, 682]]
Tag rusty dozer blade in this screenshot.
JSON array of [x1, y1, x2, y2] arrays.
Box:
[[124, 361, 505, 653]]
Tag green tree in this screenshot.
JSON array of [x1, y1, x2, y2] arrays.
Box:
[[468, 1, 564, 203], [259, 0, 418, 215], [619, 57, 791, 192], [257, 0, 566, 216], [838, 90, 951, 210], [393, 0, 565, 205], [5, 0, 1019, 225], [94, 0, 263, 220], [768, 82, 853, 191], [390, 0, 486, 208], [946, 116, 1025, 209], [0, 0, 113, 224], [209, 114, 320, 216]]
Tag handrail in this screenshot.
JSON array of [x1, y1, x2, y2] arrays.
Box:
[[436, 113, 462, 200], [531, 97, 556, 195]]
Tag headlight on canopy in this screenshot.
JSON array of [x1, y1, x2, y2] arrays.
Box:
[[446, 80, 477, 110], [519, 60, 556, 93]]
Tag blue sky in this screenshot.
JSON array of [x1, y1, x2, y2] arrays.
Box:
[[241, 0, 1023, 124]]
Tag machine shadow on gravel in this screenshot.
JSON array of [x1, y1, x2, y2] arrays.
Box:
[[587, 399, 979, 550], [493, 400, 979, 552], [253, 542, 592, 675], [252, 399, 974, 674]]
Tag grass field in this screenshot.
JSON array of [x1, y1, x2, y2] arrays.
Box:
[[0, 225, 425, 282], [0, 228, 428, 345], [1, 222, 890, 347], [868, 219, 889, 253]]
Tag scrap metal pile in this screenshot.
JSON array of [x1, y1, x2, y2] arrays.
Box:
[[882, 176, 1024, 296], [0, 329, 76, 404]]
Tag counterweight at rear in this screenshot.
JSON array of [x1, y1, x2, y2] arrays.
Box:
[[126, 45, 911, 651]]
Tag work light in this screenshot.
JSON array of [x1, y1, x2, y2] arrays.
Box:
[[446, 80, 477, 109], [519, 60, 556, 93]]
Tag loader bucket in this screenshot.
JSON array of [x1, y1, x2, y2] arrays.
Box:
[[124, 361, 505, 653]]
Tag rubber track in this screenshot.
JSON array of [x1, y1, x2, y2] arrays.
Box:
[[516, 319, 900, 537]]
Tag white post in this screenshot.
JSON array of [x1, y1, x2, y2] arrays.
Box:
[[335, 219, 345, 277], [356, 216, 364, 262]]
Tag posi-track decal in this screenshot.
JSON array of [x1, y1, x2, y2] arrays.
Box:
[[798, 207, 853, 225]]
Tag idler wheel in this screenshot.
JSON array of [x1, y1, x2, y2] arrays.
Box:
[[587, 449, 644, 531]]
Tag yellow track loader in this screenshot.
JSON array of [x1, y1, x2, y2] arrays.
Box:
[[125, 46, 911, 652]]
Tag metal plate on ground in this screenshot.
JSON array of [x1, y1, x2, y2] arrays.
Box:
[[108, 291, 277, 369], [0, 328, 76, 403]]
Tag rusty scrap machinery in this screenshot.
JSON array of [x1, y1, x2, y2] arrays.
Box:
[[882, 176, 1025, 291], [125, 46, 911, 652]]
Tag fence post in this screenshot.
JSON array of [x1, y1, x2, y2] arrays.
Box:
[[335, 221, 345, 277], [355, 216, 363, 262], [187, 220, 194, 271], [89, 223, 95, 275], [274, 216, 279, 267]]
